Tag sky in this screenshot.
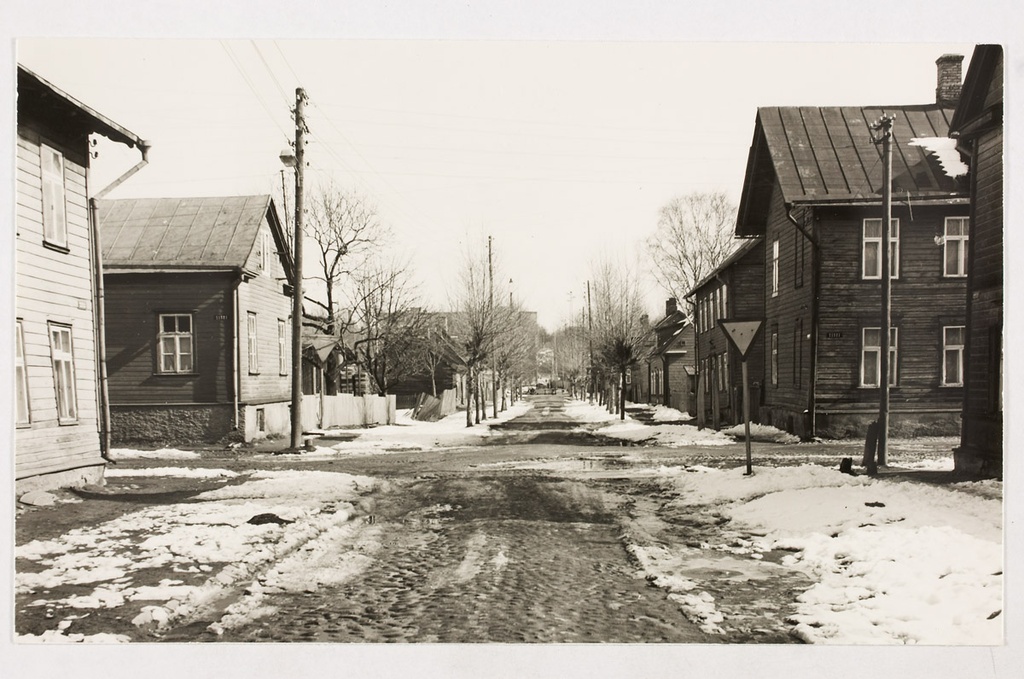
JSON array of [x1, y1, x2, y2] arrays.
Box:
[[14, 39, 976, 330]]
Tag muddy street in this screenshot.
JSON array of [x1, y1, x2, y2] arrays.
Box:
[[17, 395, 825, 643], [191, 474, 717, 643]]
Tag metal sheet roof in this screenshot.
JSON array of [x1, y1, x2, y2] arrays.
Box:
[[737, 104, 967, 236], [98, 195, 276, 269]]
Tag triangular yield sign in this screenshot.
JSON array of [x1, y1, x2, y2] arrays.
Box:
[[718, 320, 764, 359]]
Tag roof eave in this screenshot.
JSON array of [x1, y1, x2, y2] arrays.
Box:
[[18, 65, 145, 149]]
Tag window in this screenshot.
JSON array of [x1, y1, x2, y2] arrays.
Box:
[[158, 314, 194, 373], [772, 240, 780, 297], [721, 353, 729, 391], [248, 312, 259, 374], [48, 323, 77, 423], [944, 217, 969, 277], [861, 327, 898, 387], [261, 232, 272, 273], [40, 144, 68, 247], [721, 283, 728, 319], [942, 326, 965, 386], [770, 328, 778, 387], [278, 319, 288, 375], [16, 321, 30, 425], [863, 218, 900, 280]]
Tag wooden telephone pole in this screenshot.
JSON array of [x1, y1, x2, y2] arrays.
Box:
[[289, 87, 307, 450], [871, 113, 894, 470]]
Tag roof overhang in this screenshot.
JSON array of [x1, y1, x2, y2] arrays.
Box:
[[18, 65, 145, 149]]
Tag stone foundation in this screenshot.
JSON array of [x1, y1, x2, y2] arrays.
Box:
[[759, 407, 961, 440], [111, 404, 236, 445]]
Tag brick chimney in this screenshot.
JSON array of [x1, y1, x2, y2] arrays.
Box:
[[936, 54, 964, 105], [665, 298, 678, 316]]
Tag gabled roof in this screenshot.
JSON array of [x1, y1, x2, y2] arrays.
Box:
[[687, 237, 762, 297], [652, 308, 688, 332], [18, 65, 145, 150], [950, 45, 1003, 139], [98, 195, 292, 280], [737, 104, 966, 236]]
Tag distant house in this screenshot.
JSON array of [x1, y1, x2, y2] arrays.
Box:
[[689, 238, 765, 429], [733, 56, 969, 439], [15, 66, 147, 493], [97, 195, 294, 443], [647, 299, 695, 415], [949, 45, 1003, 477]]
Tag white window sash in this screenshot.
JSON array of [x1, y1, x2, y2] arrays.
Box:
[[943, 217, 969, 277], [16, 321, 30, 424], [248, 313, 259, 374], [942, 326, 965, 386], [861, 327, 898, 387], [49, 324, 77, 422], [863, 219, 899, 280], [41, 144, 68, 247]]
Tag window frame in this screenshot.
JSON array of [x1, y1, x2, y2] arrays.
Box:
[[278, 318, 289, 375], [157, 313, 196, 374], [942, 325, 965, 387], [770, 328, 779, 387], [40, 143, 69, 249], [261, 231, 272, 273], [247, 312, 260, 375], [862, 218, 900, 280], [47, 322, 78, 424], [861, 326, 899, 388], [16, 320, 31, 426], [771, 239, 780, 297], [943, 217, 969, 278]]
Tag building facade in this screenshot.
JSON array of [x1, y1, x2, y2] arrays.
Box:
[[950, 45, 1003, 477], [733, 57, 969, 439], [98, 195, 295, 443], [15, 66, 146, 492], [690, 238, 765, 429]]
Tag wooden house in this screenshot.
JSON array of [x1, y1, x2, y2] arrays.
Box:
[[949, 45, 1003, 477], [734, 56, 969, 439], [689, 238, 765, 429], [97, 195, 295, 443], [647, 299, 696, 415], [15, 66, 147, 493]]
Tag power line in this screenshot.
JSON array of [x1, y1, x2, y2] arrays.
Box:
[[219, 41, 292, 145], [250, 39, 292, 108]]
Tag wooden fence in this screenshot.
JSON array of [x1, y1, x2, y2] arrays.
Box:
[[302, 393, 397, 430]]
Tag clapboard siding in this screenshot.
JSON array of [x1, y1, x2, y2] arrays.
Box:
[[105, 272, 234, 404], [960, 118, 1003, 473], [762, 189, 815, 417], [813, 203, 967, 412], [15, 126, 103, 481], [237, 219, 292, 404]]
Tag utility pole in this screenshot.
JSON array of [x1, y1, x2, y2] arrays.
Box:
[[289, 87, 307, 450], [871, 113, 894, 470], [488, 235, 497, 418], [587, 280, 594, 404]]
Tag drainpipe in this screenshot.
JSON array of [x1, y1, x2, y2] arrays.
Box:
[[232, 278, 241, 431], [90, 140, 150, 462], [787, 204, 820, 438]]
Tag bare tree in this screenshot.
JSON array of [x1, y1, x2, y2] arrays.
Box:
[[351, 256, 425, 396], [305, 183, 389, 335], [590, 257, 649, 420], [647, 191, 737, 301], [449, 241, 507, 426], [298, 183, 390, 394]]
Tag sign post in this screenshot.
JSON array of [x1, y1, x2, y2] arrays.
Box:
[[718, 319, 764, 475]]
